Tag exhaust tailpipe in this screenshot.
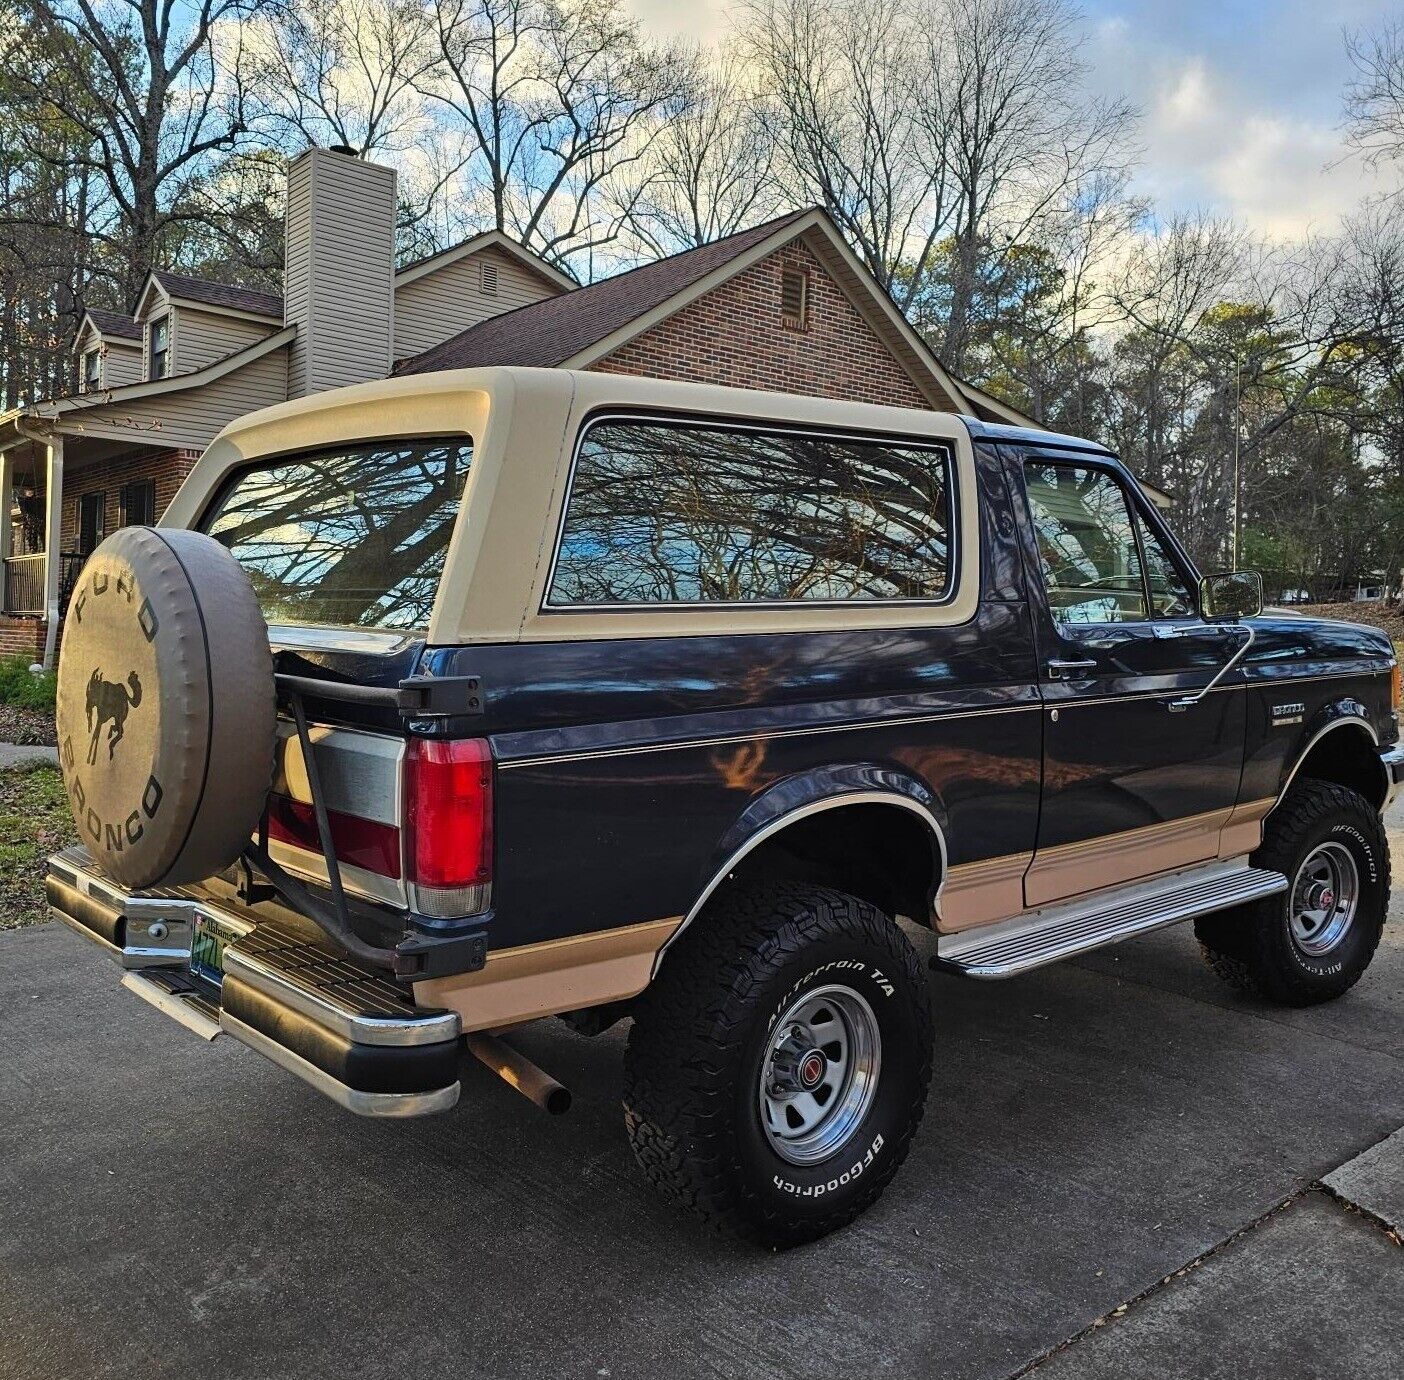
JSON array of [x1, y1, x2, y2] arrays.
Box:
[[466, 1031, 572, 1115]]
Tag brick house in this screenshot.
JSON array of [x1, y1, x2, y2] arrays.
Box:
[[0, 148, 1028, 665]]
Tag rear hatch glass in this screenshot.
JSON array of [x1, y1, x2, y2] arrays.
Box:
[[201, 439, 471, 630]]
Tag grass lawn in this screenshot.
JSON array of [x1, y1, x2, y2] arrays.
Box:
[[0, 763, 75, 930]]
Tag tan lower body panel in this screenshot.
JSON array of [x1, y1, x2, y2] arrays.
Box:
[[1023, 805, 1239, 907], [426, 799, 1280, 1021], [939, 851, 1034, 931], [1218, 796, 1274, 860], [413, 916, 681, 1033], [939, 797, 1278, 929]]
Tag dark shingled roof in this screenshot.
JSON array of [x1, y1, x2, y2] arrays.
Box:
[[83, 307, 141, 340], [151, 269, 283, 319], [396, 208, 812, 375]]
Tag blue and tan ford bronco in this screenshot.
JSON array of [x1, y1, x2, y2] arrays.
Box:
[[48, 367, 1403, 1246]]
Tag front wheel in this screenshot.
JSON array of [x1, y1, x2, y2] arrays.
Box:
[[623, 883, 932, 1247], [1196, 780, 1390, 1006]]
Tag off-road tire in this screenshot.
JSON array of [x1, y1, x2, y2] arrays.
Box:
[[1195, 780, 1388, 1006], [623, 883, 932, 1248]]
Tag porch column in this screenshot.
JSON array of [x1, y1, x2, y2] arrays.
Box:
[[40, 435, 63, 670], [0, 449, 13, 563]]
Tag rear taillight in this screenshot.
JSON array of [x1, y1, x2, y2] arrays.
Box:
[[405, 737, 494, 919], [266, 794, 401, 879]]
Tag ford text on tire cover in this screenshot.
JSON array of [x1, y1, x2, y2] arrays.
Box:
[[47, 367, 1404, 1247]]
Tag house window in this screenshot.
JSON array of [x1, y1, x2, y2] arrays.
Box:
[[149, 315, 170, 379], [82, 348, 101, 392], [479, 261, 499, 295], [78, 491, 107, 556], [119, 478, 155, 528], [780, 269, 808, 329]]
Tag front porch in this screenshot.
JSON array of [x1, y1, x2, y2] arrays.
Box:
[[0, 428, 197, 667], [3, 551, 84, 618]]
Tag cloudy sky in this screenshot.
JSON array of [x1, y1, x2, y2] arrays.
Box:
[[623, 0, 1399, 241]]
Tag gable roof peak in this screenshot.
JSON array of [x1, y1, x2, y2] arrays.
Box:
[[77, 307, 141, 343], [396, 206, 817, 377]]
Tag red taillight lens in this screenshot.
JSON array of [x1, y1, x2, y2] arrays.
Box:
[[405, 737, 493, 916], [266, 793, 402, 879]]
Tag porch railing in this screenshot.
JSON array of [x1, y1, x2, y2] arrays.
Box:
[[3, 552, 86, 618]]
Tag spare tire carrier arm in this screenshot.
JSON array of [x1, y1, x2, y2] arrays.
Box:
[[241, 678, 398, 972]]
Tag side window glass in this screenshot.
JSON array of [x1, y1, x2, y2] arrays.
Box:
[[1024, 463, 1146, 624], [548, 419, 953, 606], [1136, 513, 1195, 617]]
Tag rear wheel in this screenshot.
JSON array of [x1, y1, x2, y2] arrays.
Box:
[[623, 883, 932, 1247], [1196, 780, 1389, 1006]]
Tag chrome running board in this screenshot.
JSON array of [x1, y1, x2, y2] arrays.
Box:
[[935, 859, 1287, 979]]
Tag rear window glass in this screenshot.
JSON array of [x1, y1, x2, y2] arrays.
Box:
[[547, 419, 953, 606], [202, 439, 470, 630]]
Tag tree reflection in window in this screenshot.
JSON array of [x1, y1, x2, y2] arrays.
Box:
[[203, 440, 470, 629], [1024, 463, 1148, 623], [549, 420, 953, 605]]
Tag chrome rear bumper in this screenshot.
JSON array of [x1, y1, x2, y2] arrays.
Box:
[[46, 846, 461, 1118]]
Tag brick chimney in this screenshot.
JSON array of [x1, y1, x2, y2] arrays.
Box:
[[283, 147, 397, 398]]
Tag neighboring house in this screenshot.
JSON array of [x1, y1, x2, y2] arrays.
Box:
[[0, 147, 1029, 666]]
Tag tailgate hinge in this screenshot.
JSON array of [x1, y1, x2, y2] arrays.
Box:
[[396, 675, 484, 719]]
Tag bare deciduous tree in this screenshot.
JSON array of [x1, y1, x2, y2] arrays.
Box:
[[746, 0, 1136, 372], [422, 0, 689, 273], [914, 0, 1137, 371], [745, 0, 949, 306], [248, 0, 437, 156], [625, 47, 781, 255], [12, 0, 260, 302], [1345, 20, 1404, 180]]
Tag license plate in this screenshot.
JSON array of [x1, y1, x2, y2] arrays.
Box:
[[189, 912, 250, 987]]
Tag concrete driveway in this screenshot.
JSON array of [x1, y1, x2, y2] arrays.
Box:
[[1, 812, 1400, 1380]]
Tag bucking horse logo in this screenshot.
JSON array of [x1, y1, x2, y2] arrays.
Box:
[[86, 668, 142, 764]]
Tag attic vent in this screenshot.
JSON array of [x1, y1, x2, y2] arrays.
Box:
[[780, 268, 808, 329], [479, 261, 499, 296]]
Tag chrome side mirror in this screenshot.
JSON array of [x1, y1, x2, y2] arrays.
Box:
[[1200, 570, 1262, 622]]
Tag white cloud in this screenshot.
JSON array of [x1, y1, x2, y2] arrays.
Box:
[[621, 0, 737, 44], [621, 0, 1398, 240], [1087, 2, 1399, 239]]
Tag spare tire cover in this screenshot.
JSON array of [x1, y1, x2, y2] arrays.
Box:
[[55, 527, 276, 889]]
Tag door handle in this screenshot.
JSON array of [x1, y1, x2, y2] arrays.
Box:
[[1047, 658, 1098, 679]]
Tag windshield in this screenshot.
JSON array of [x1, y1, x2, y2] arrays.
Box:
[[201, 438, 471, 630]]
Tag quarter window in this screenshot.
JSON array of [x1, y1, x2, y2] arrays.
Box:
[[547, 418, 953, 607], [1024, 463, 1147, 623]]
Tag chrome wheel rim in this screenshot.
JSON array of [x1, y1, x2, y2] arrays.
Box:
[[758, 984, 881, 1166], [1290, 842, 1359, 956]]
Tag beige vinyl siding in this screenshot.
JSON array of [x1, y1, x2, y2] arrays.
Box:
[[172, 306, 278, 373], [69, 343, 290, 452], [101, 341, 144, 389], [284, 162, 312, 396], [75, 321, 144, 391], [392, 247, 558, 359], [285, 148, 396, 398]]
